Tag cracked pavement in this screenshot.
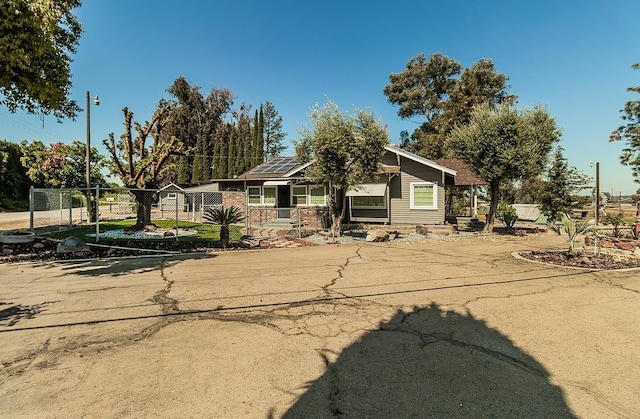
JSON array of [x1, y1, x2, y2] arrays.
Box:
[[1, 233, 639, 418]]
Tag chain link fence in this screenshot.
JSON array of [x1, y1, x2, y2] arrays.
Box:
[[30, 186, 328, 241]]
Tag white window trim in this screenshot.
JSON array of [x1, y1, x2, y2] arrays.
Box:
[[291, 185, 308, 206], [308, 184, 327, 206], [410, 182, 438, 210], [166, 192, 177, 200], [262, 186, 277, 206], [248, 187, 262, 206], [350, 194, 387, 209]]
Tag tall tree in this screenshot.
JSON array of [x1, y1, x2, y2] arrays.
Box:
[[295, 101, 388, 236], [384, 52, 513, 159], [449, 103, 561, 232], [162, 77, 234, 184], [610, 63, 640, 182], [0, 0, 82, 120], [262, 101, 286, 159], [104, 106, 182, 229]]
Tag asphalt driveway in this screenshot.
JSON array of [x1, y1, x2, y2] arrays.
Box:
[[1, 233, 639, 418]]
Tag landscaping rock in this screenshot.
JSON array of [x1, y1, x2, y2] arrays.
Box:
[[365, 230, 389, 242], [3, 247, 13, 256], [615, 240, 637, 252], [56, 237, 90, 254], [32, 242, 45, 249], [163, 231, 175, 237], [416, 225, 430, 236], [239, 236, 260, 248]]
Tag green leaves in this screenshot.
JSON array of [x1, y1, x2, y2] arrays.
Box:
[[611, 63, 640, 181], [548, 213, 594, 254], [0, 0, 82, 120]]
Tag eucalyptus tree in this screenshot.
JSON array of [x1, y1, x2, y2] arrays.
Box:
[[384, 52, 513, 159], [449, 103, 561, 232], [295, 101, 388, 237]]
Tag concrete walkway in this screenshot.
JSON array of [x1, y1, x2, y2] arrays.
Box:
[[1, 232, 639, 418]]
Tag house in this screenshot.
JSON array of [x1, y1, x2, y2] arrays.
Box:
[[346, 145, 456, 224], [215, 145, 458, 226]]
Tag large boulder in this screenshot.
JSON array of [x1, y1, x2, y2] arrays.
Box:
[[56, 237, 90, 254], [365, 230, 390, 242]]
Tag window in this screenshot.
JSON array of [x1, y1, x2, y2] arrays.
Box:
[[292, 186, 307, 205], [310, 185, 326, 205], [263, 187, 276, 205], [410, 182, 437, 210], [351, 196, 386, 208], [248, 187, 261, 205], [166, 192, 177, 200]]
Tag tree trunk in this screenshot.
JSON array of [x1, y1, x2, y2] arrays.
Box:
[[327, 185, 345, 237], [130, 189, 156, 230], [220, 225, 229, 248], [485, 182, 500, 233], [85, 189, 97, 223]]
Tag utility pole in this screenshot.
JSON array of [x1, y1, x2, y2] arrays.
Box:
[[595, 162, 600, 225]]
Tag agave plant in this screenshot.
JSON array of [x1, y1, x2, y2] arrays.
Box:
[[548, 212, 594, 255], [203, 206, 244, 247]]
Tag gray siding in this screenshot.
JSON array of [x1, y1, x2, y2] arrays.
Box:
[[389, 155, 446, 225]]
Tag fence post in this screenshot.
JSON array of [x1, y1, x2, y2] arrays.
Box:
[[245, 189, 250, 236], [68, 191, 72, 227], [29, 186, 34, 233], [96, 186, 100, 242], [175, 190, 179, 242], [297, 207, 301, 238]]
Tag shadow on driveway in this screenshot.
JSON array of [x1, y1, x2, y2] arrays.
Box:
[[283, 303, 575, 418]]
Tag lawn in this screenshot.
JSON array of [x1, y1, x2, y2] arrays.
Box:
[[43, 219, 244, 244]]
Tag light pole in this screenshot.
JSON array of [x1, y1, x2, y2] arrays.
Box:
[[86, 91, 99, 222]]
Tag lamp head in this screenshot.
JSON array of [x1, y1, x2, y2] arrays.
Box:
[[93, 96, 100, 106]]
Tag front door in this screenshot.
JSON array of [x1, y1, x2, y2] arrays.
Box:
[[276, 185, 290, 219]]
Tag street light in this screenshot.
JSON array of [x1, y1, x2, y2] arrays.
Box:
[[86, 91, 99, 222]]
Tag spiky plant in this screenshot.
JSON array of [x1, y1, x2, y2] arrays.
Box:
[[548, 212, 594, 255], [203, 206, 244, 247]]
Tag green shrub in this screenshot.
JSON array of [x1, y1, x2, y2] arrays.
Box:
[[497, 202, 518, 229], [601, 213, 626, 238]]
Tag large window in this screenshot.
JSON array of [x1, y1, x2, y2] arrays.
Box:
[[309, 185, 326, 205], [263, 187, 276, 205], [410, 182, 437, 210], [248, 187, 261, 205], [351, 196, 386, 209], [292, 186, 307, 205]]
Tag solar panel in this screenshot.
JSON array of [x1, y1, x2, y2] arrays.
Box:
[[251, 157, 300, 174]]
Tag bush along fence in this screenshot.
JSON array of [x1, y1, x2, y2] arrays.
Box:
[[29, 186, 329, 242]]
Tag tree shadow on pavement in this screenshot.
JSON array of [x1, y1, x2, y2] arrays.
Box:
[[53, 253, 215, 277], [0, 301, 52, 327], [283, 303, 575, 418]]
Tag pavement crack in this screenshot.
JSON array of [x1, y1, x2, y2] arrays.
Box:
[[151, 261, 179, 315]]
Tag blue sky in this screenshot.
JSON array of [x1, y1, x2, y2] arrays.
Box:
[[2, 0, 640, 195]]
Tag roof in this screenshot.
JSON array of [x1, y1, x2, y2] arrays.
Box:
[[384, 145, 457, 176], [159, 183, 184, 192], [434, 158, 487, 186], [240, 157, 304, 179]]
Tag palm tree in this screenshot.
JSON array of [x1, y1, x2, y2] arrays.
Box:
[[548, 213, 594, 255], [203, 206, 244, 248]]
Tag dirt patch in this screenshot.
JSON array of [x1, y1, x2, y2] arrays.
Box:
[[519, 250, 640, 270]]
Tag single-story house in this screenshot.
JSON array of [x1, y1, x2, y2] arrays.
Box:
[[214, 145, 458, 226]]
